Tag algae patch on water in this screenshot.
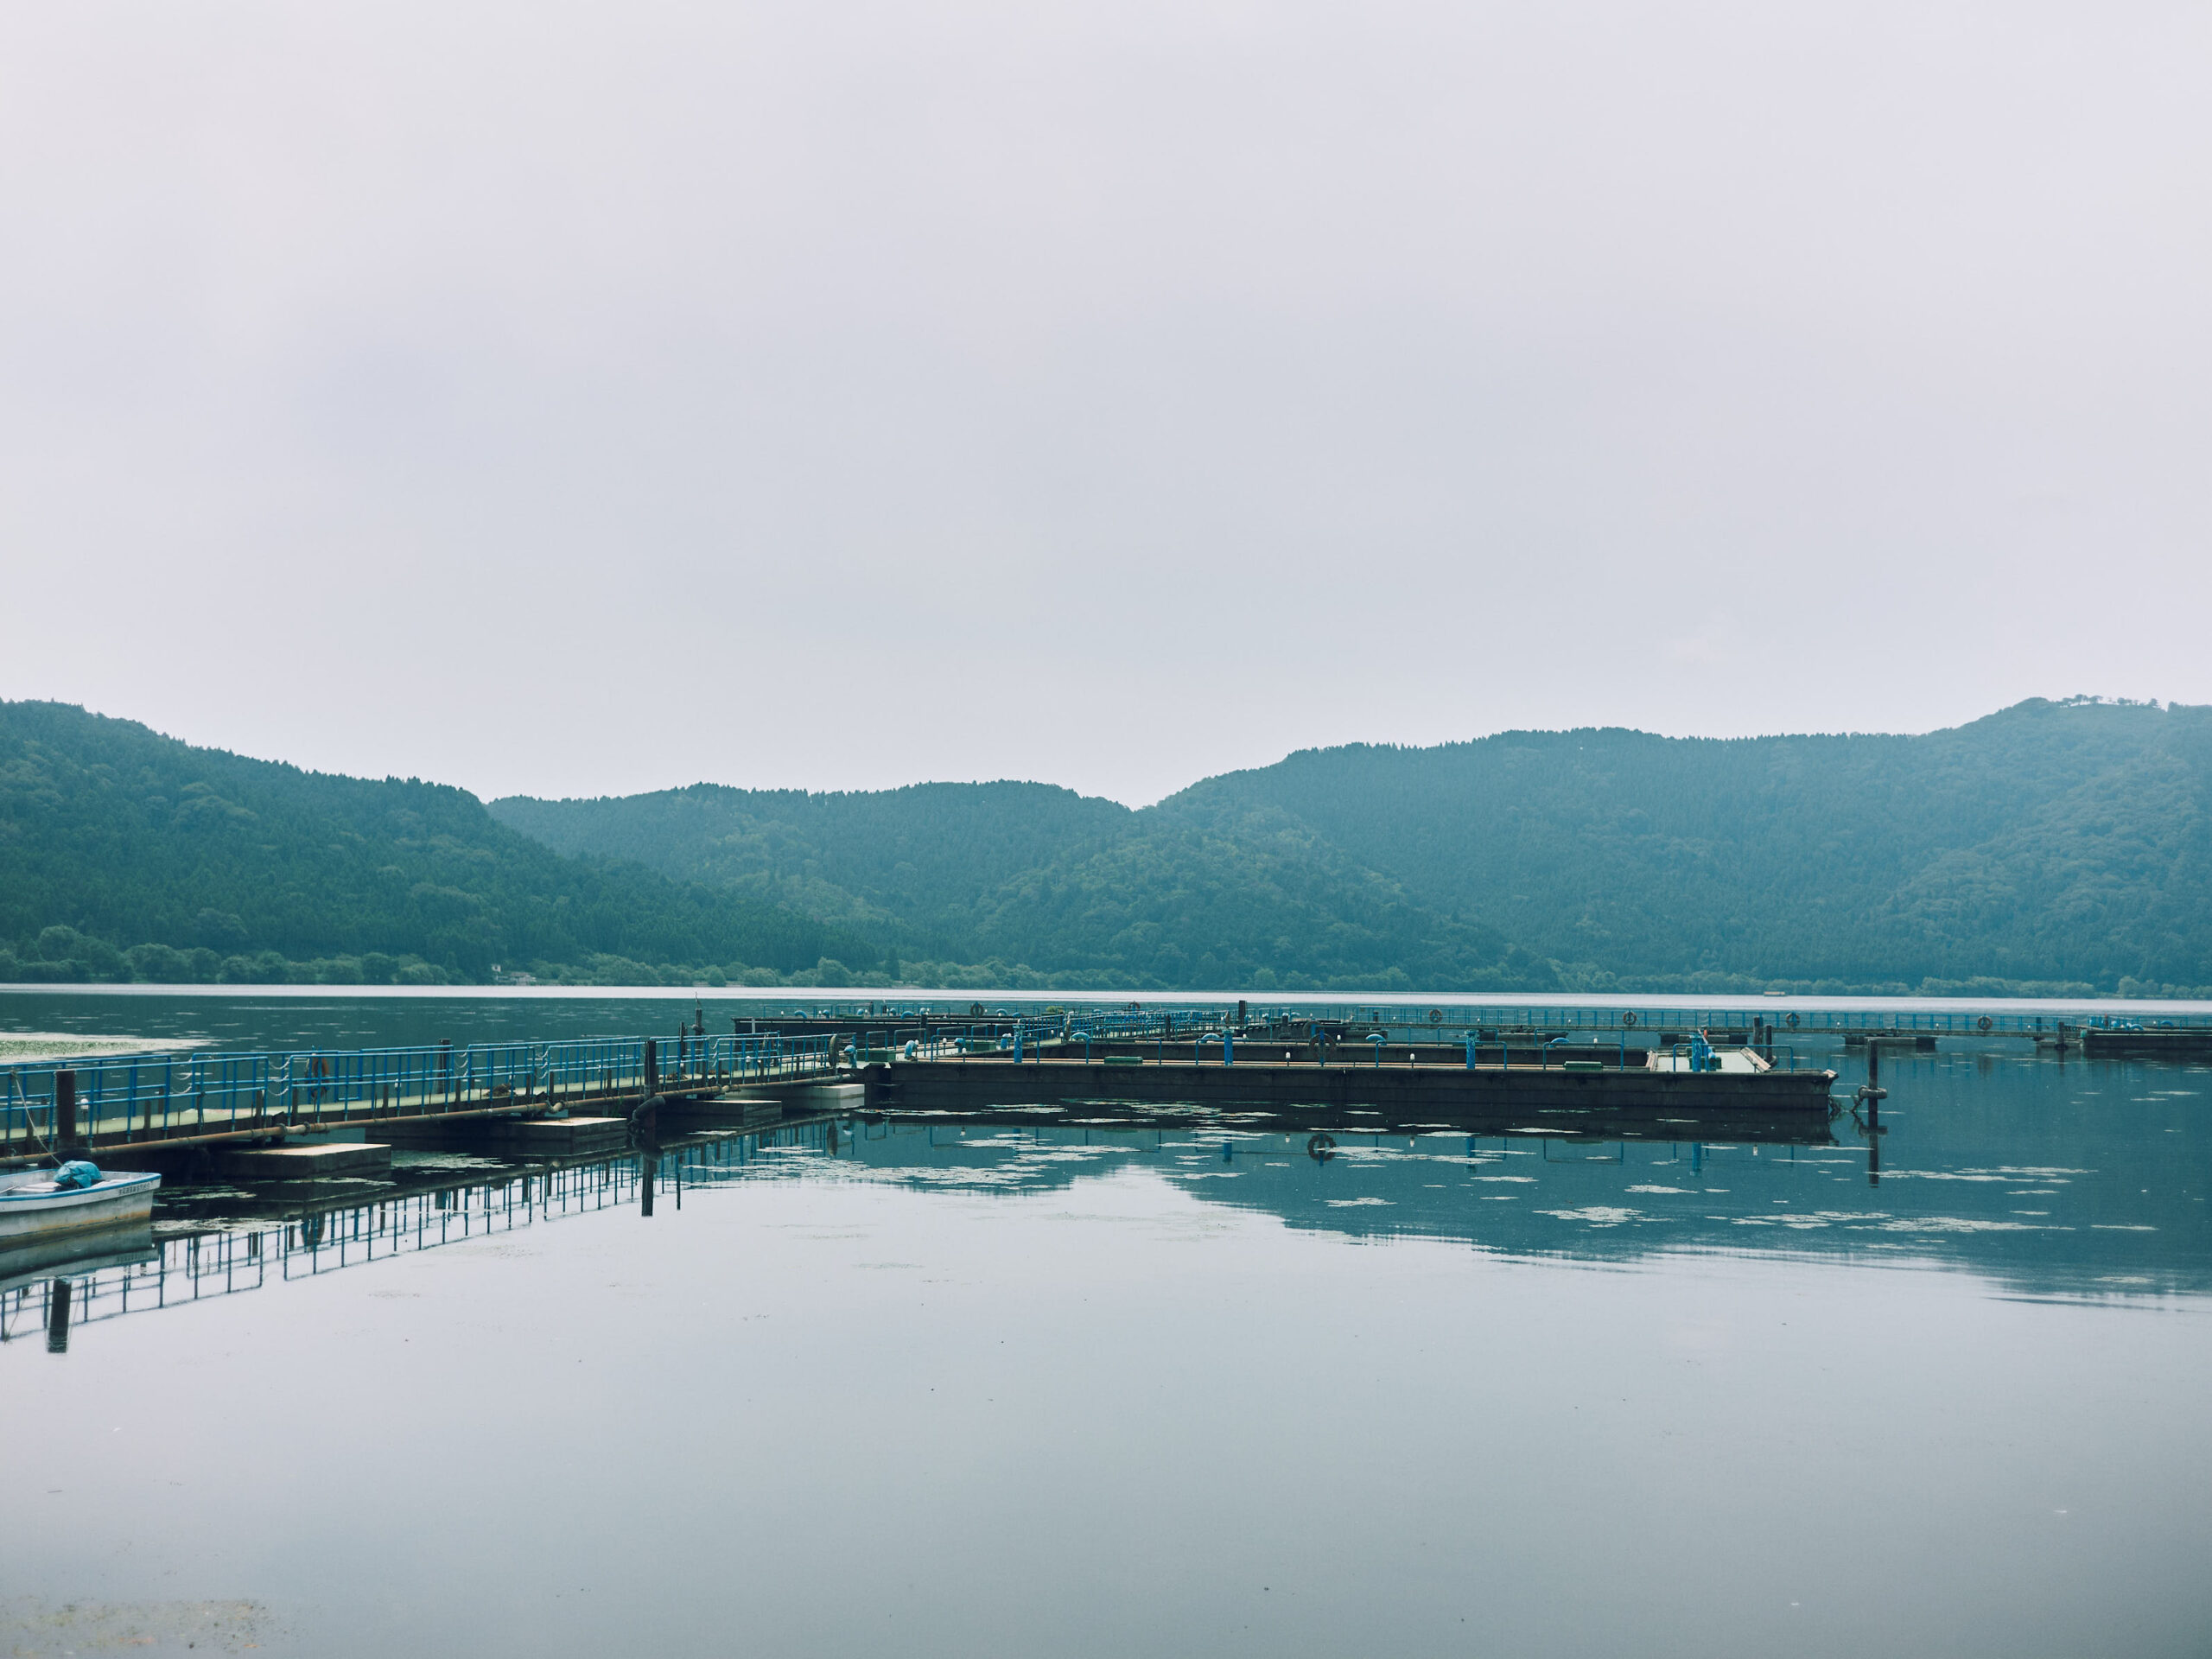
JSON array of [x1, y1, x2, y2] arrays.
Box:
[[0, 1596, 285, 1655]]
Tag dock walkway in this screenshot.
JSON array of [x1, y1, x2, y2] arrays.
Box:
[[2, 1033, 840, 1162]]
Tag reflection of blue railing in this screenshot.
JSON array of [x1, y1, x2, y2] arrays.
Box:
[[0, 1033, 838, 1156], [5, 1126, 842, 1348]]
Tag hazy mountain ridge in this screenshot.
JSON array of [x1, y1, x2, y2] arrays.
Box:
[[950, 793, 1527, 990], [489, 780, 1522, 990], [1174, 700, 2211, 988], [6, 696, 2206, 995], [493, 698, 2212, 995], [0, 702, 876, 986], [489, 780, 1132, 965]]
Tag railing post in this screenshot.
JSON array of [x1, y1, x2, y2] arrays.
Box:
[[55, 1069, 79, 1154]]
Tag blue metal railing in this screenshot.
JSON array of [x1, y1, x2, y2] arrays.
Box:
[[1, 1032, 838, 1158]]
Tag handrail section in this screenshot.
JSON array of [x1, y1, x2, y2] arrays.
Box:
[[1, 1033, 836, 1158]]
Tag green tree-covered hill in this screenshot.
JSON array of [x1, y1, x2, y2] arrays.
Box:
[[492, 698, 2212, 995], [1185, 698, 2212, 993], [0, 701, 875, 985], [9, 696, 2206, 994], [489, 780, 1131, 964], [489, 779, 1529, 990]]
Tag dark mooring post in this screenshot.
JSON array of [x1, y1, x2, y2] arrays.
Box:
[[637, 1039, 660, 1218], [1863, 1043, 1885, 1186], [54, 1069, 79, 1155], [46, 1279, 71, 1354]]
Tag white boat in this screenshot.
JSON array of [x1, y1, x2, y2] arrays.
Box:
[[0, 1166, 161, 1248]]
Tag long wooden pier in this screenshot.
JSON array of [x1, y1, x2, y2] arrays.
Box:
[[1, 1033, 841, 1164], [15, 986, 2197, 1173]]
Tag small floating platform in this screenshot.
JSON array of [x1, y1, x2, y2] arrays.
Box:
[[378, 1114, 631, 1154], [477, 1116, 631, 1155], [661, 1096, 786, 1128], [215, 1142, 392, 1179]]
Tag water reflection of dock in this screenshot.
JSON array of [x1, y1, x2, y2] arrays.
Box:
[[12, 1052, 2205, 1351], [823, 1107, 2208, 1300], [2, 1122, 836, 1353]]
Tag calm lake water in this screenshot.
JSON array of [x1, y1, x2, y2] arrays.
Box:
[[0, 986, 772, 1052], [3, 992, 2209, 1657]]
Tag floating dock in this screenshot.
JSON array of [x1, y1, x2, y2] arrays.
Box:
[[2081, 1027, 2212, 1059], [868, 1052, 1839, 1129]]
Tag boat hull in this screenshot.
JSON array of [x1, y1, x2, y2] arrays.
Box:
[[0, 1172, 162, 1247]]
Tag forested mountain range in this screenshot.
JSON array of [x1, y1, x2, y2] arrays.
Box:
[[487, 781, 1537, 991], [1178, 698, 2212, 994], [493, 697, 2212, 997], [0, 701, 874, 986], [6, 696, 2207, 995]]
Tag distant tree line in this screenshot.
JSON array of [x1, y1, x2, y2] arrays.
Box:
[[10, 696, 2211, 996]]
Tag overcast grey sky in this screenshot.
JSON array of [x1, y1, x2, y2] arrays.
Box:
[[3, 0, 2205, 805]]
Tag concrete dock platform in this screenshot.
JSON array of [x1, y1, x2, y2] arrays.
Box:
[[660, 1096, 785, 1128], [215, 1141, 393, 1179], [377, 1114, 632, 1154], [476, 1116, 630, 1155], [743, 1082, 868, 1113]]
